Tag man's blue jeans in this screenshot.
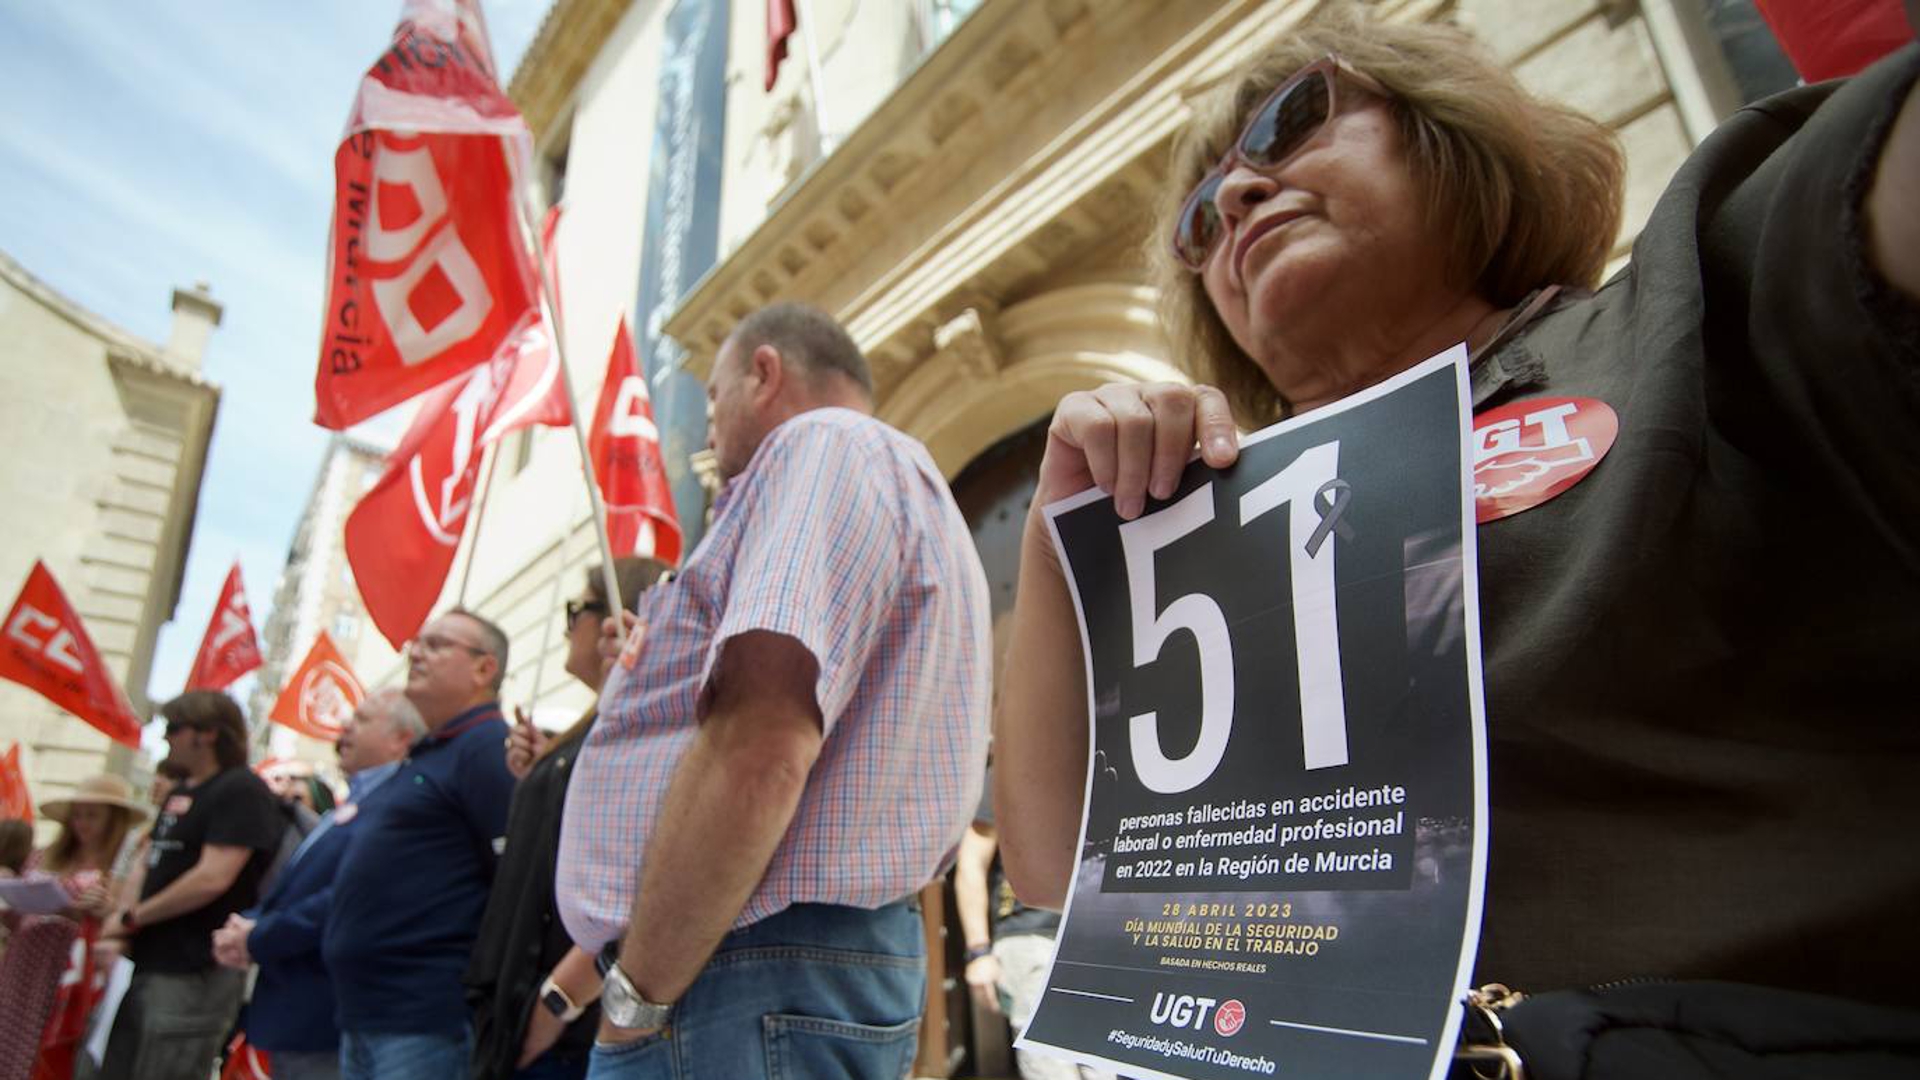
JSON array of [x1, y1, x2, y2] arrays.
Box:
[[339, 1026, 473, 1080], [587, 899, 924, 1080]]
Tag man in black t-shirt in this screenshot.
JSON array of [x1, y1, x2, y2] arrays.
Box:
[[97, 690, 281, 1080]]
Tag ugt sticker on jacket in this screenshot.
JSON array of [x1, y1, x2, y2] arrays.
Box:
[[1023, 348, 1489, 1080]]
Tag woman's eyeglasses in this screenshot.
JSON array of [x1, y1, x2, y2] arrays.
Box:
[[565, 599, 608, 630], [1170, 55, 1388, 272]]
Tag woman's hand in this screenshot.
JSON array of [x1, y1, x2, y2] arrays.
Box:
[[964, 952, 1003, 1015], [1040, 382, 1241, 522], [505, 707, 547, 781], [73, 880, 113, 918]]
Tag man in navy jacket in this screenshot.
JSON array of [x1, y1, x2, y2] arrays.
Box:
[[213, 689, 423, 1080], [322, 609, 517, 1080]]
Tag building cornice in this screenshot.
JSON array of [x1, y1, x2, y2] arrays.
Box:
[[508, 0, 636, 142], [660, 0, 1321, 398], [2, 247, 215, 392]]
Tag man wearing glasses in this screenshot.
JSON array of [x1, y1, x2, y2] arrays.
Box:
[[323, 609, 518, 1080], [96, 689, 282, 1080]]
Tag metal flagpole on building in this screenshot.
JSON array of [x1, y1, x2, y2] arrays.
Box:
[[797, 0, 836, 152]]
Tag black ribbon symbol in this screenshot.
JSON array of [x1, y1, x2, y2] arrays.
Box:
[[1304, 479, 1353, 557]]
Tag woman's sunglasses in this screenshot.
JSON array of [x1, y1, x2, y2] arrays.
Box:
[[1169, 56, 1388, 272]]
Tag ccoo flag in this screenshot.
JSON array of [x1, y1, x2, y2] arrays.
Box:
[[588, 317, 682, 564], [0, 562, 142, 747], [343, 307, 572, 648], [314, 0, 540, 429], [186, 561, 264, 691], [267, 632, 366, 741]]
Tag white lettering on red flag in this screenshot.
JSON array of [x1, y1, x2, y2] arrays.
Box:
[[0, 562, 143, 747], [186, 561, 264, 691], [314, 0, 539, 429], [588, 316, 683, 564], [345, 315, 572, 649]]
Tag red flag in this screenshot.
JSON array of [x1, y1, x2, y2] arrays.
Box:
[[185, 562, 264, 691], [0, 743, 30, 821], [268, 632, 366, 742], [314, 0, 540, 430], [344, 319, 572, 648], [1751, 0, 1913, 81], [589, 318, 683, 564], [0, 563, 142, 748], [766, 0, 798, 91], [220, 1032, 272, 1080]]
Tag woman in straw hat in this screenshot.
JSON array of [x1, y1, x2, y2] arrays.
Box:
[[28, 774, 150, 1080]]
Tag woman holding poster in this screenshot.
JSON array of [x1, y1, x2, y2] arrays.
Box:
[[995, 6, 1920, 1077]]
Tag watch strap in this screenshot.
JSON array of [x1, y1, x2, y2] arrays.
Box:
[[539, 975, 586, 1023]]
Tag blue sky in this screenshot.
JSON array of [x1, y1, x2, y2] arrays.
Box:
[[0, 2, 552, 716]]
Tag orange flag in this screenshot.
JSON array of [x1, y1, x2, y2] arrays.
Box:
[[0, 562, 142, 747], [0, 743, 31, 821], [267, 632, 365, 741]]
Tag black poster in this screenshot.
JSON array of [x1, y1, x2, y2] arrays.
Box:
[[1022, 349, 1487, 1080]]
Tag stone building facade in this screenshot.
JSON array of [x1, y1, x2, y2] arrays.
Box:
[[247, 434, 400, 771], [0, 247, 221, 808]]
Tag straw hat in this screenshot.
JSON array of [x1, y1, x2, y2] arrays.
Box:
[[39, 774, 151, 825]]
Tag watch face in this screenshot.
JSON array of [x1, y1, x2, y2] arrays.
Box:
[[542, 988, 570, 1017]]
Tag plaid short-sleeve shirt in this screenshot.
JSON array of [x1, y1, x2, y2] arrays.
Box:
[[556, 408, 992, 950]]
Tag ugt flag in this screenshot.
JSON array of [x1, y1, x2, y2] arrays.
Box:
[[0, 562, 142, 747], [186, 561, 264, 691], [314, 0, 539, 429], [344, 316, 572, 648], [589, 317, 683, 564], [267, 631, 366, 741]]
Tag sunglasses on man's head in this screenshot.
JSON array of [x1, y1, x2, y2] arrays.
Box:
[[1170, 55, 1388, 272], [163, 721, 208, 738]]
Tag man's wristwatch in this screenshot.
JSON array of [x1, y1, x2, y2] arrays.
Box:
[[539, 976, 587, 1023], [600, 962, 673, 1031]]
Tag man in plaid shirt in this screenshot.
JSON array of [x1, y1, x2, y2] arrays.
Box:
[[556, 302, 991, 1079]]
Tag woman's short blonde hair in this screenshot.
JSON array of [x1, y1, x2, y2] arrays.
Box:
[[1153, 7, 1626, 422]]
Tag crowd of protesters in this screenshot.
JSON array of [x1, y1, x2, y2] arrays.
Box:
[[2, 5, 1917, 1079]]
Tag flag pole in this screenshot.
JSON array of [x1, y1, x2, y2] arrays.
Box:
[[798, 0, 836, 153], [511, 197, 625, 616], [456, 441, 500, 606]]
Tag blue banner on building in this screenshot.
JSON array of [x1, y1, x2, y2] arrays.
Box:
[[633, 0, 729, 548]]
